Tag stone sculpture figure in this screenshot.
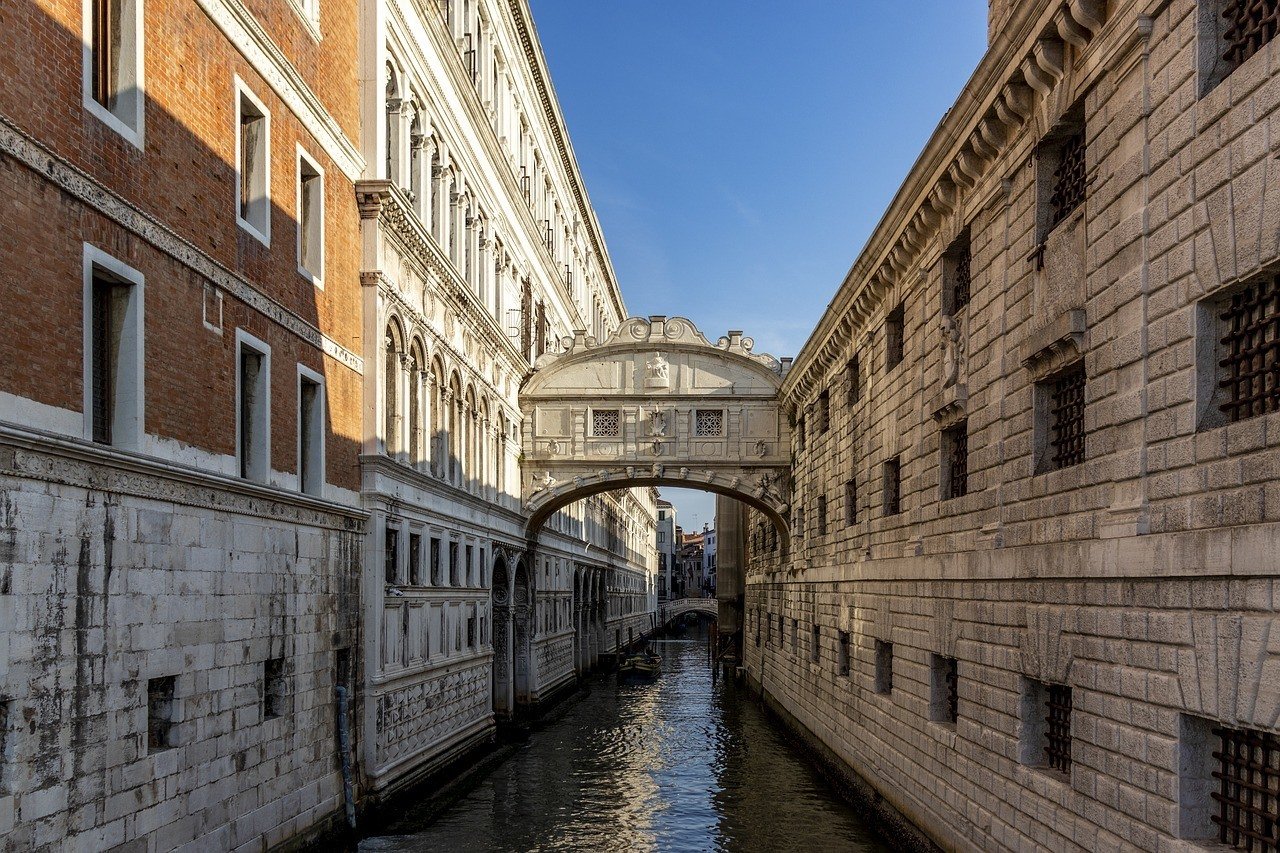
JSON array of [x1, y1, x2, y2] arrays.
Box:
[[645, 352, 670, 389]]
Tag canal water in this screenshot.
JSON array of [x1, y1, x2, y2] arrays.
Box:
[[360, 622, 890, 853]]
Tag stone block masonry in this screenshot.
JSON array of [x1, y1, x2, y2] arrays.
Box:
[[743, 0, 1280, 850], [0, 431, 363, 852]]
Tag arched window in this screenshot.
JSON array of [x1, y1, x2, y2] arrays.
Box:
[[449, 373, 463, 484], [464, 385, 477, 489], [409, 340, 426, 465], [430, 358, 446, 478], [495, 410, 506, 497], [384, 322, 403, 457]]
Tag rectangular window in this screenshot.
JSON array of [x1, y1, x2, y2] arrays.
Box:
[[85, 250, 143, 448], [298, 367, 324, 496], [1039, 365, 1086, 471], [236, 332, 271, 481], [942, 420, 969, 500], [467, 613, 477, 648], [262, 657, 286, 720], [408, 532, 422, 585], [297, 148, 324, 285], [790, 618, 798, 652], [1203, 0, 1280, 93], [844, 478, 858, 526], [384, 526, 399, 584], [754, 610, 761, 647], [465, 544, 474, 586], [430, 537, 442, 585], [795, 416, 806, 452], [84, 0, 143, 145], [874, 640, 893, 695], [883, 456, 902, 516], [846, 355, 860, 405], [1210, 275, 1280, 425], [147, 676, 176, 753], [816, 495, 827, 536], [236, 80, 271, 244], [592, 409, 620, 438], [449, 541, 459, 586], [1179, 715, 1280, 850], [930, 654, 959, 725], [885, 303, 905, 371], [694, 409, 724, 437], [817, 390, 830, 434], [766, 613, 773, 645], [810, 624, 820, 663], [1021, 678, 1072, 774], [944, 230, 972, 316], [838, 631, 850, 677], [1036, 113, 1087, 247]]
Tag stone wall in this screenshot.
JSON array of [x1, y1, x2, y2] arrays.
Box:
[[0, 432, 362, 851], [748, 1, 1280, 850]]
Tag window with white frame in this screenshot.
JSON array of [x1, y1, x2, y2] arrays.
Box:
[[297, 366, 324, 496], [296, 148, 324, 285], [83, 0, 144, 146], [236, 331, 271, 482], [236, 80, 271, 245], [83, 245, 144, 449]]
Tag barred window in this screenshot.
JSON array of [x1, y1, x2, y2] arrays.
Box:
[[1048, 129, 1086, 233], [838, 631, 850, 677], [1044, 684, 1073, 773], [1211, 724, 1280, 852], [885, 303, 905, 371], [147, 676, 176, 753], [810, 624, 821, 663], [816, 495, 827, 536], [592, 409, 620, 437], [945, 230, 972, 316], [817, 390, 830, 434], [1046, 366, 1086, 470], [262, 657, 286, 720], [384, 526, 399, 584], [930, 654, 959, 725], [875, 640, 893, 694], [883, 456, 902, 516], [695, 409, 723, 437], [1222, 0, 1280, 74], [1218, 275, 1280, 423], [942, 420, 969, 500], [846, 355, 861, 405], [844, 478, 857, 526]]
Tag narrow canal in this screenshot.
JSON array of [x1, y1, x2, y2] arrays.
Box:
[[359, 621, 890, 853]]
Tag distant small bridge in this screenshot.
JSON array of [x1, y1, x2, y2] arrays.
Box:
[[660, 597, 718, 625]]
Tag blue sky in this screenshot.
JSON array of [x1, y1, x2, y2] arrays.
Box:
[[528, 1, 989, 530]]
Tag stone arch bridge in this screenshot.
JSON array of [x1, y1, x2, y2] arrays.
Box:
[[519, 315, 792, 548], [660, 597, 719, 625]]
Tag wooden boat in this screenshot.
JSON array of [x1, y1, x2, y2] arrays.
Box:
[[618, 651, 661, 681]]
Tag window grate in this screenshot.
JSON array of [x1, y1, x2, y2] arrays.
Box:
[[953, 242, 972, 313], [592, 409, 620, 437], [1219, 276, 1280, 423], [1223, 0, 1280, 72], [1048, 130, 1086, 231], [944, 657, 959, 723], [695, 409, 723, 437], [1049, 367, 1087, 469], [1212, 725, 1280, 853], [1045, 684, 1073, 773], [884, 457, 902, 515], [945, 422, 969, 499]]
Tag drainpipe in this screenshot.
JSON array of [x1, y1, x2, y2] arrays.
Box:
[[336, 685, 357, 830]]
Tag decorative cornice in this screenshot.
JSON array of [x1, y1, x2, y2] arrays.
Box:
[[0, 113, 364, 374], [194, 0, 364, 180]]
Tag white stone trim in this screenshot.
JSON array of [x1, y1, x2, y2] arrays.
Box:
[[234, 76, 272, 247], [285, 0, 321, 43], [80, 0, 145, 150], [82, 243, 146, 450], [0, 114, 362, 374], [295, 143, 325, 288], [195, 0, 363, 180]]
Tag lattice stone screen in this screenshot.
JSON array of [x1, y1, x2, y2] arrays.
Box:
[[591, 409, 620, 437], [695, 409, 723, 437]]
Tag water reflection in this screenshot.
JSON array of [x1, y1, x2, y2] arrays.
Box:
[[360, 623, 888, 853]]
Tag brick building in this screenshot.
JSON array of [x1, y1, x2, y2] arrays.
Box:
[[0, 0, 655, 848], [743, 0, 1280, 850]]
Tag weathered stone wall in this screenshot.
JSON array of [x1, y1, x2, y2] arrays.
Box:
[[0, 434, 362, 851], [748, 0, 1280, 850]]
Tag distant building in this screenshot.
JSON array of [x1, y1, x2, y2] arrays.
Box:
[[702, 524, 717, 595], [656, 500, 679, 599]]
